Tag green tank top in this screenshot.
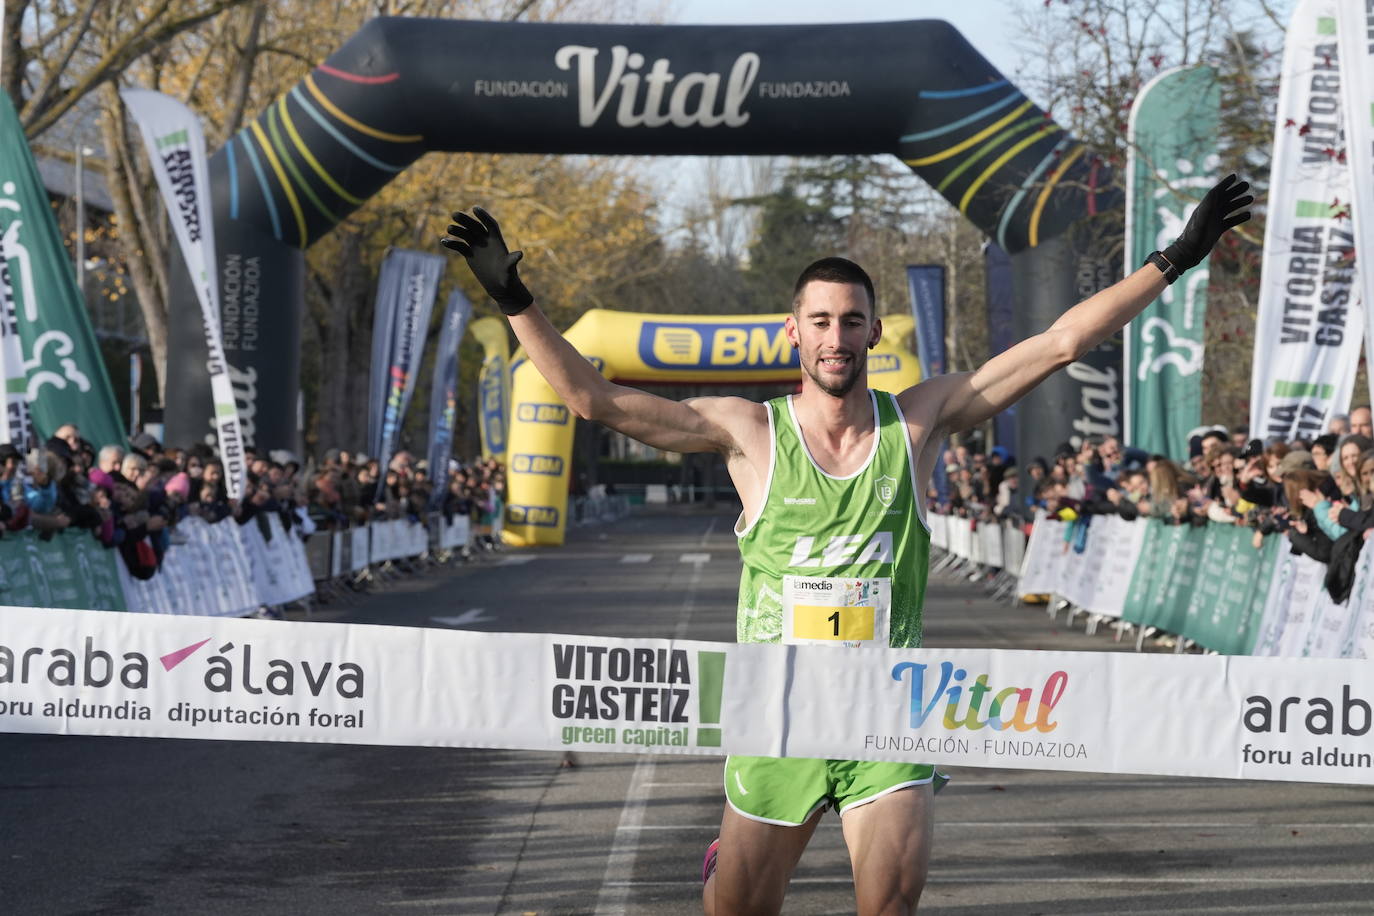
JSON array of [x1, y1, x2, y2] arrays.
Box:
[[736, 390, 930, 648]]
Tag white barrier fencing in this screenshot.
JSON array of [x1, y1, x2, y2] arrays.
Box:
[[927, 513, 1028, 604], [120, 512, 475, 618], [1000, 512, 1374, 659], [1, 605, 1369, 787]]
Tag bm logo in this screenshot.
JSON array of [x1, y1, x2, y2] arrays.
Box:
[[640, 321, 800, 371], [517, 403, 570, 425], [512, 454, 564, 476], [868, 354, 899, 373], [508, 504, 560, 527]]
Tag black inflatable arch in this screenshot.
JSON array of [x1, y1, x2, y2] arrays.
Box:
[[167, 17, 1121, 455]]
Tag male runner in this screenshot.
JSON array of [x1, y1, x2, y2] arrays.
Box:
[[441, 174, 1250, 915]]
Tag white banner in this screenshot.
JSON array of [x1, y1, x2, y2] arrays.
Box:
[[120, 517, 258, 617], [1094, 515, 1148, 615], [1249, 0, 1362, 441], [928, 513, 948, 551], [1017, 515, 1067, 596], [439, 514, 471, 550], [238, 514, 313, 607], [1338, 2, 1374, 409], [350, 526, 370, 573], [0, 232, 31, 449], [0, 606, 1370, 786], [121, 89, 247, 497]]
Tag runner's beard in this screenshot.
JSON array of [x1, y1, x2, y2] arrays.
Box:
[[803, 350, 863, 397]]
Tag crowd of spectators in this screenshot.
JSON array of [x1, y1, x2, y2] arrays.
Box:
[[0, 424, 506, 581], [930, 405, 1374, 602]]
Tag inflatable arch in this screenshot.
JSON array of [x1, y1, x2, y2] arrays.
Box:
[[502, 310, 919, 545], [165, 16, 1120, 463]]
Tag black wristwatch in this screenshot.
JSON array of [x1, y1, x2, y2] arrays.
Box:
[[1145, 250, 1179, 284]]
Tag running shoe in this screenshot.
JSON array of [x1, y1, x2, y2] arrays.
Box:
[[701, 837, 720, 885]]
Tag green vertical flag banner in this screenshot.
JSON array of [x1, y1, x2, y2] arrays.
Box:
[[0, 94, 124, 448], [1124, 66, 1219, 458]]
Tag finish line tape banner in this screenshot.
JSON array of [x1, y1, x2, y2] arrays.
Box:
[[1, 606, 1370, 786]]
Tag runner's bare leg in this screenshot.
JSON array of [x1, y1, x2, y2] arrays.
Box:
[[703, 804, 822, 916], [842, 784, 934, 916]]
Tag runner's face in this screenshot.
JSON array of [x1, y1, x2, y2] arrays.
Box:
[[788, 281, 878, 398]]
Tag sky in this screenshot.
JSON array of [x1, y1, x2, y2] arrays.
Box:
[[633, 0, 1029, 245], [664, 0, 1024, 78]]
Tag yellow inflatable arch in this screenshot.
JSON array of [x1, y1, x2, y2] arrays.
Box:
[[501, 311, 920, 546]]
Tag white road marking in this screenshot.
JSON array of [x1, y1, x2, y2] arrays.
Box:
[[700, 516, 717, 545], [596, 558, 706, 915], [680, 553, 711, 564], [429, 609, 494, 627], [498, 555, 536, 566], [620, 553, 653, 564], [643, 782, 719, 788]]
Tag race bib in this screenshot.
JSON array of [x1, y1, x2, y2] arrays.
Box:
[[781, 575, 890, 647]]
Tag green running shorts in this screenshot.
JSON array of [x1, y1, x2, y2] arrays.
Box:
[[723, 755, 948, 826]]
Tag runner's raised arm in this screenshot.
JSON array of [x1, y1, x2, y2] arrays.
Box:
[[911, 174, 1252, 437], [441, 208, 758, 456]]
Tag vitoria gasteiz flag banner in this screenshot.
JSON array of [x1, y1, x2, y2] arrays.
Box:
[[1249, 0, 1361, 441], [1337, 2, 1374, 409], [122, 89, 248, 499], [1124, 66, 1218, 460]]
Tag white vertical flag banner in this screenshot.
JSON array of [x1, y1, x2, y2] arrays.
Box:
[[0, 232, 32, 449], [121, 89, 246, 499], [1249, 0, 1361, 442], [1338, 2, 1374, 408]]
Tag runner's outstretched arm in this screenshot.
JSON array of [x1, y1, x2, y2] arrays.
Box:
[[917, 174, 1252, 436], [441, 207, 752, 455]]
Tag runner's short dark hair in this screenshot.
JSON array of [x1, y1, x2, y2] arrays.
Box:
[[792, 257, 875, 314]]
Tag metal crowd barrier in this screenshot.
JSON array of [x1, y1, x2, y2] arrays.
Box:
[[927, 512, 1029, 605], [302, 513, 474, 603], [571, 494, 632, 525]]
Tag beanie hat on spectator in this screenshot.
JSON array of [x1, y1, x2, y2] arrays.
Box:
[[129, 431, 161, 458], [1189, 435, 1204, 459], [165, 472, 191, 500], [354, 452, 370, 467], [324, 448, 342, 465], [89, 467, 115, 494], [44, 436, 73, 462], [1277, 450, 1316, 475]]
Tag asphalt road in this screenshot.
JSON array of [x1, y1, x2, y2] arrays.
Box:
[[1, 506, 1371, 915]]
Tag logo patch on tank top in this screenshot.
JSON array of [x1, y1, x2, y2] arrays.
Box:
[[875, 474, 898, 507]]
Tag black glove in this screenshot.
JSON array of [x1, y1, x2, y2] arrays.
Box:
[[1161, 174, 1253, 273], [440, 207, 534, 316]]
